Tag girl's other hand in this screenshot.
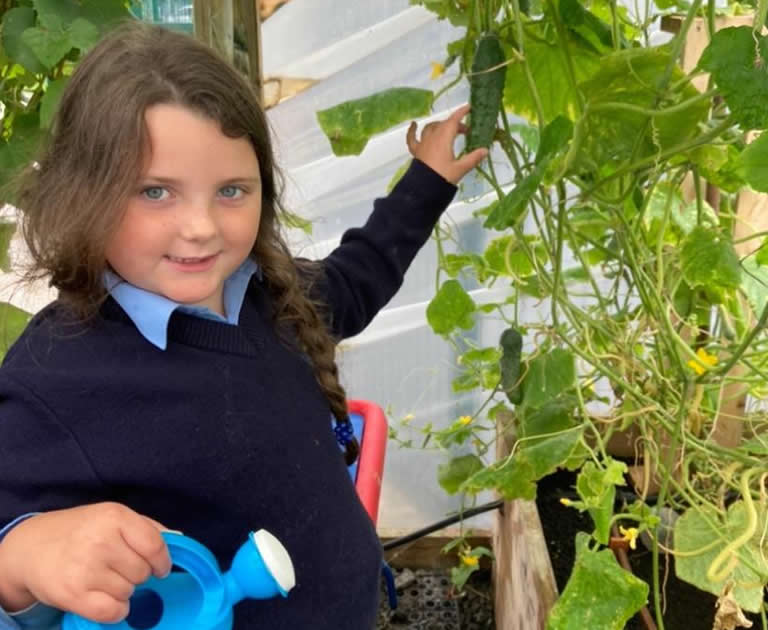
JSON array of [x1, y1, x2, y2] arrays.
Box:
[[406, 104, 488, 184], [0, 503, 172, 623]]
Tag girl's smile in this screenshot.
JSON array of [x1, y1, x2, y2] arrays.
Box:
[[104, 104, 262, 316]]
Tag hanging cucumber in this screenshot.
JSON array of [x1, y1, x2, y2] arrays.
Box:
[[467, 34, 506, 152], [499, 326, 523, 405]]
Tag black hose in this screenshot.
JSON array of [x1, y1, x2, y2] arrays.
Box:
[[381, 499, 504, 551]]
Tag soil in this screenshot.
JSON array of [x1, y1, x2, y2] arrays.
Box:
[[535, 468, 763, 630]]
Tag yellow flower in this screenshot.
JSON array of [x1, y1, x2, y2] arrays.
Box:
[[458, 415, 472, 426], [402, 413, 415, 425], [619, 525, 639, 550], [460, 553, 479, 567], [430, 62, 445, 80], [560, 497, 573, 506], [687, 347, 718, 375]]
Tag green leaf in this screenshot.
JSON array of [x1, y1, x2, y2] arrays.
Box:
[[580, 47, 709, 166], [700, 26, 768, 129], [39, 76, 69, 128], [757, 240, 768, 267], [1, 7, 46, 73], [576, 460, 627, 545], [503, 26, 601, 123], [462, 425, 583, 500], [519, 397, 576, 441], [67, 17, 100, 51], [78, 0, 133, 31], [484, 171, 541, 230], [316, 88, 433, 156], [0, 302, 32, 360], [522, 348, 576, 409], [547, 533, 648, 629], [536, 115, 573, 165], [33, 0, 82, 29], [438, 454, 485, 494], [440, 252, 486, 278], [499, 327, 523, 405], [558, 0, 615, 53], [644, 183, 717, 241], [680, 226, 742, 296], [21, 26, 71, 68], [675, 502, 768, 612], [0, 222, 16, 272], [483, 235, 541, 278], [426, 279, 476, 335], [508, 122, 539, 153], [736, 131, 768, 192], [0, 113, 43, 200]]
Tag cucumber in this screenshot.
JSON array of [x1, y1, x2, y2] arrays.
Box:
[[467, 34, 506, 152], [499, 326, 523, 405]]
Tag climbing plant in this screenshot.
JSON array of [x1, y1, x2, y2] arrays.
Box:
[[318, 0, 768, 627]]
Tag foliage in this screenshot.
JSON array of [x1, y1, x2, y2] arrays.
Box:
[[0, 0, 133, 358], [318, 0, 768, 626]]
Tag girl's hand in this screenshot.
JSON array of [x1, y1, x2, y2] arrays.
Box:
[[0, 503, 172, 623], [406, 104, 488, 184]]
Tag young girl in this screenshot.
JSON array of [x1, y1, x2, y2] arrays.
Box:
[[0, 21, 485, 630]]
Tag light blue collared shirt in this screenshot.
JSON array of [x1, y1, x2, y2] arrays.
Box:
[[104, 258, 260, 349], [0, 260, 260, 629]]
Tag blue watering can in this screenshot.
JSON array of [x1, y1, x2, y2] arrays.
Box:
[[61, 529, 295, 630]]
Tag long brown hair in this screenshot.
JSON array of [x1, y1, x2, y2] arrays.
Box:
[[15, 21, 358, 463]]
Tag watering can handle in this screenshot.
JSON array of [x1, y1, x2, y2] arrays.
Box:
[[160, 531, 227, 613]]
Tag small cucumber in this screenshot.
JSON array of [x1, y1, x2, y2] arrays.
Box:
[[499, 326, 523, 405], [467, 34, 506, 152]]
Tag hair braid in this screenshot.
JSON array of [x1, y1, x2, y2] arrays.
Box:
[[256, 238, 359, 465]]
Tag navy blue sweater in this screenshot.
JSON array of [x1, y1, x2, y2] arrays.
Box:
[[0, 161, 456, 630]]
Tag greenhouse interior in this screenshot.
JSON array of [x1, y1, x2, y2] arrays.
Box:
[[4, 0, 768, 629]]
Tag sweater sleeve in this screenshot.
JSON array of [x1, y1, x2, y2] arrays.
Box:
[[318, 159, 457, 340], [0, 373, 103, 541]]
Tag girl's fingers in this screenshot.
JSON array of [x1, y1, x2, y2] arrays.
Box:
[[406, 121, 418, 154], [456, 148, 489, 173], [76, 591, 130, 625], [107, 544, 153, 585], [457, 123, 468, 135], [88, 570, 136, 602], [119, 516, 171, 579]]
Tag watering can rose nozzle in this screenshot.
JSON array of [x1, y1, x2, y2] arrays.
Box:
[[224, 529, 296, 603]]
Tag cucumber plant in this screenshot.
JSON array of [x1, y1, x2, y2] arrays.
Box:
[[319, 0, 768, 626]]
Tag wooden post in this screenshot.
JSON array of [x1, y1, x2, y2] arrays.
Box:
[[494, 416, 558, 629], [235, 0, 264, 101]]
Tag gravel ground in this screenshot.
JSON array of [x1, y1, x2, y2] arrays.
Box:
[[376, 567, 494, 629]]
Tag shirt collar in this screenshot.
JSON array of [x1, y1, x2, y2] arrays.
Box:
[[105, 259, 260, 350]]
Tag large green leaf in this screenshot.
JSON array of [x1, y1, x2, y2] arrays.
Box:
[[547, 533, 648, 629], [579, 47, 709, 167], [522, 348, 576, 409], [700, 26, 768, 129], [503, 25, 601, 123], [675, 502, 768, 612], [438, 454, 485, 494], [557, 0, 615, 53], [317, 88, 433, 156], [426, 279, 476, 335], [21, 26, 71, 68], [680, 226, 742, 296], [1, 7, 46, 73], [461, 425, 583, 500], [735, 131, 768, 192], [0, 302, 32, 360]]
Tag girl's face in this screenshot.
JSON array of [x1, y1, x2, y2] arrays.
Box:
[[105, 104, 262, 316]]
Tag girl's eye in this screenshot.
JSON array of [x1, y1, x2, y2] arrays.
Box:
[[219, 185, 244, 199], [141, 186, 170, 201]]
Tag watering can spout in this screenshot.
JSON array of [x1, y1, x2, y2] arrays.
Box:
[[224, 529, 296, 604]]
